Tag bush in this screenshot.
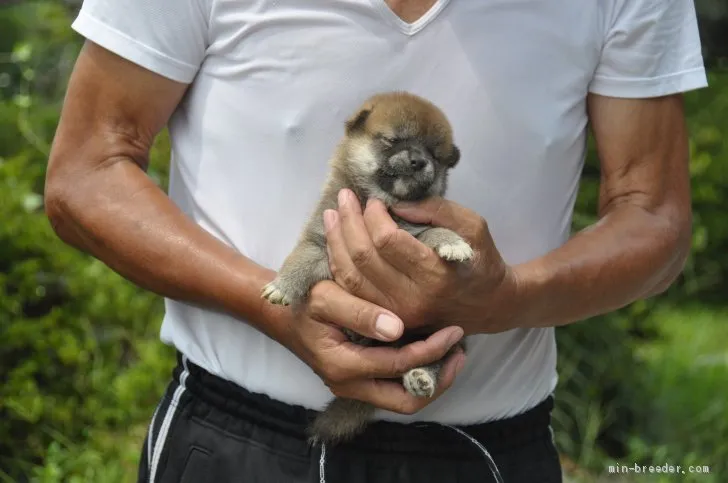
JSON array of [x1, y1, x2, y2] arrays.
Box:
[[0, 7, 174, 479], [0, 133, 175, 482]]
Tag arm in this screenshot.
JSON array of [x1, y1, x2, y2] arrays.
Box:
[[509, 93, 692, 328], [45, 41, 283, 341]]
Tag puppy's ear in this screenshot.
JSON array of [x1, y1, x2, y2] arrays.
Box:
[[445, 145, 460, 167], [345, 108, 371, 134]]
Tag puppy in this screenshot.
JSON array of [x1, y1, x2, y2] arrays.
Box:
[[261, 91, 473, 445]]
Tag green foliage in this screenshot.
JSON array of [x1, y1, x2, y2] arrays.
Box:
[[0, 5, 174, 480], [0, 147, 175, 480], [681, 71, 728, 300], [555, 305, 728, 482], [696, 0, 728, 67], [627, 306, 728, 481]]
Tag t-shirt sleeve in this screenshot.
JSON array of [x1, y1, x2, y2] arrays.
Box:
[[589, 0, 708, 98], [71, 0, 211, 84]]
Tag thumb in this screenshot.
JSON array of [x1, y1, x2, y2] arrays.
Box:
[[391, 197, 447, 225], [393, 197, 487, 246], [308, 281, 404, 342], [392, 197, 477, 231]]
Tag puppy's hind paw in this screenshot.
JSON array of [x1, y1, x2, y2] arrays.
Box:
[[435, 240, 474, 263], [403, 368, 437, 398], [261, 281, 291, 306]]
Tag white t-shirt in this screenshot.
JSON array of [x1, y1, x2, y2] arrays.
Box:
[[72, 0, 707, 425]]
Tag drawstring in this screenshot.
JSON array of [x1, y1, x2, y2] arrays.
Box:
[[319, 442, 327, 483], [317, 423, 504, 483], [439, 423, 505, 483]]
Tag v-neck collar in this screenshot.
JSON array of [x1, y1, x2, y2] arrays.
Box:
[[370, 0, 451, 36]]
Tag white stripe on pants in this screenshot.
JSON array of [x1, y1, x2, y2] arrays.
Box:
[[148, 355, 190, 483]]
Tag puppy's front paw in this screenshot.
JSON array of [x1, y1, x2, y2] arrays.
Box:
[[403, 368, 437, 398], [435, 239, 474, 263], [261, 280, 292, 306]]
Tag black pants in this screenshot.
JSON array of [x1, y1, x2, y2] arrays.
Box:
[[137, 353, 563, 483]]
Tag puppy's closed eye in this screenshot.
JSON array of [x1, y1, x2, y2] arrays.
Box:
[[378, 134, 397, 147]]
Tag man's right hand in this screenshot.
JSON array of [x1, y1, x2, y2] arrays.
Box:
[[272, 279, 466, 415]]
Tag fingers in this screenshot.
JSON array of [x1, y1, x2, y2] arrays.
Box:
[[333, 379, 417, 414], [303, 276, 467, 415], [307, 281, 465, 379], [323, 208, 388, 304], [334, 325, 464, 381], [363, 198, 445, 277], [328, 189, 410, 292], [308, 280, 403, 342], [334, 347, 466, 414], [392, 197, 489, 246], [435, 346, 467, 397]]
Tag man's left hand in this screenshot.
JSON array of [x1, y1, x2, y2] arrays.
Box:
[[323, 189, 521, 336]]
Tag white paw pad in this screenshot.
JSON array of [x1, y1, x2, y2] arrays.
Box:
[[436, 240, 474, 262], [403, 368, 436, 398], [261, 281, 291, 306]]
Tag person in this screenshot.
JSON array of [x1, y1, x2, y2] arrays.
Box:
[[45, 0, 707, 482]]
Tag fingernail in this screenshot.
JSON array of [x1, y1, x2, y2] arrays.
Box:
[[338, 189, 349, 207], [447, 327, 464, 348], [375, 314, 402, 340], [323, 210, 336, 231]]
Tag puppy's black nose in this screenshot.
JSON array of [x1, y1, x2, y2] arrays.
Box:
[[410, 157, 426, 171]]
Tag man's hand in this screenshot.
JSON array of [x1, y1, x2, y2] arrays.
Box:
[[272, 279, 466, 414], [323, 189, 520, 336]]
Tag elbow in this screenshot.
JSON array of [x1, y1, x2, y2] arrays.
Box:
[[44, 178, 72, 245], [649, 246, 689, 297], [667, 205, 693, 283], [648, 210, 693, 296], [43, 163, 86, 250], [672, 221, 693, 277]]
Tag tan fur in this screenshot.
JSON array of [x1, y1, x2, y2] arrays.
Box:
[[261, 91, 471, 445]]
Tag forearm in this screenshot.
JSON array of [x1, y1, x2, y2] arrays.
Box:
[[509, 204, 690, 329], [45, 157, 289, 342], [499, 93, 694, 331]]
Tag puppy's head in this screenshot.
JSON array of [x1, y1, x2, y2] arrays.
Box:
[[340, 92, 460, 202]]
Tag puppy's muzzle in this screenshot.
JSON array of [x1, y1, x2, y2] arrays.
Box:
[[387, 145, 433, 175]]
